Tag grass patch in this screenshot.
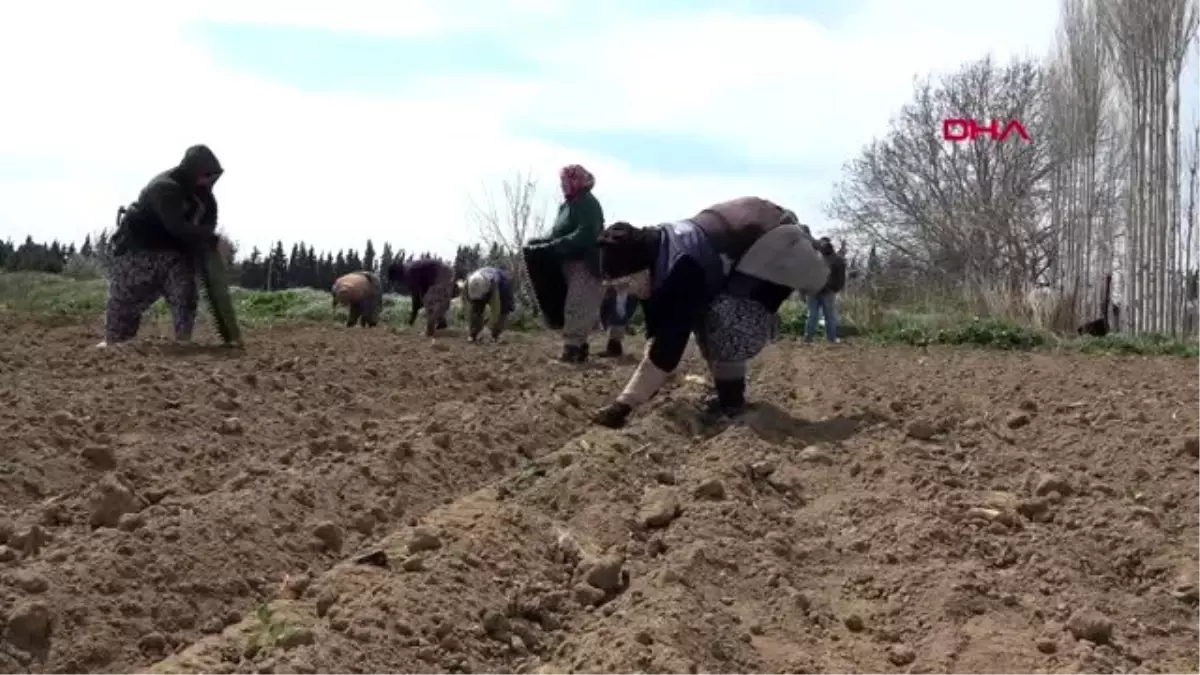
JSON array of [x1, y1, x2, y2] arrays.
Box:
[[1, 271, 1195, 356], [0, 271, 418, 327]]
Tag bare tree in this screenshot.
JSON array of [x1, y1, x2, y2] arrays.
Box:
[[467, 169, 551, 315], [1045, 0, 1116, 325], [1101, 0, 1198, 335], [1184, 118, 1199, 331], [822, 0, 1198, 337], [826, 56, 1053, 292]]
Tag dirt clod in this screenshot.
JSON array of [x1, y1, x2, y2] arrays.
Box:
[[80, 444, 116, 470], [87, 474, 139, 528], [1066, 609, 1114, 645], [407, 527, 442, 553], [693, 478, 727, 501], [312, 521, 344, 552], [4, 600, 53, 654], [905, 419, 938, 440]]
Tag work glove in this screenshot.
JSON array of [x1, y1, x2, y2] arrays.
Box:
[[591, 401, 632, 429]]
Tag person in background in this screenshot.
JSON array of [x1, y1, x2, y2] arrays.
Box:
[[590, 197, 829, 429], [462, 266, 515, 342], [804, 237, 846, 344], [331, 270, 384, 327], [525, 164, 605, 363], [386, 257, 455, 337], [598, 287, 639, 357], [100, 144, 227, 348]]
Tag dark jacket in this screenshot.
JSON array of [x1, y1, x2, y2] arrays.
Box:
[[821, 253, 846, 294], [545, 190, 604, 271], [112, 145, 224, 256], [403, 259, 450, 299], [402, 259, 452, 326]]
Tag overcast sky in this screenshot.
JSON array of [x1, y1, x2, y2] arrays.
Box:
[[0, 0, 1193, 259]]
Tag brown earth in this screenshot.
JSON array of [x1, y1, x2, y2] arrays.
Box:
[[0, 314, 1197, 674]]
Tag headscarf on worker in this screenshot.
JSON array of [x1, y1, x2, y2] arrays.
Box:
[[591, 197, 829, 428], [462, 266, 515, 341], [521, 164, 606, 363]]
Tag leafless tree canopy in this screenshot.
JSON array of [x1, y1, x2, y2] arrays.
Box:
[[828, 57, 1051, 291], [467, 169, 551, 317], [827, 0, 1200, 336]]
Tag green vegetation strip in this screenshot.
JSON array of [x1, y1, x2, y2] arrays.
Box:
[[0, 272, 1194, 357]]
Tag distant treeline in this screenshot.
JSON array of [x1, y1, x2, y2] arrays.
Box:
[[0, 232, 512, 294]]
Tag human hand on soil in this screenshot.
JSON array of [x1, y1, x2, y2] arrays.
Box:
[[592, 401, 632, 429]]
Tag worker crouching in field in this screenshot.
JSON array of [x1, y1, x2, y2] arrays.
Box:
[[462, 266, 515, 342], [598, 288, 639, 357], [386, 258, 455, 337], [100, 144, 230, 347], [331, 271, 384, 327], [590, 198, 830, 429], [524, 164, 606, 363]]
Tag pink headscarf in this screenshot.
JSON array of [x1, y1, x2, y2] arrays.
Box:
[[559, 164, 595, 200]]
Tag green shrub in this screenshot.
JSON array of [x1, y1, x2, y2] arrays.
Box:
[[874, 318, 1047, 350]]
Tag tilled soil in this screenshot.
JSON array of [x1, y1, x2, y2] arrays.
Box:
[[0, 315, 1197, 674]]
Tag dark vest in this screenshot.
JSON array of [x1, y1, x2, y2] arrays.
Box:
[[651, 220, 725, 299]]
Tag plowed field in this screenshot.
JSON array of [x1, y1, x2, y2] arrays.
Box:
[[1, 316, 1196, 674]]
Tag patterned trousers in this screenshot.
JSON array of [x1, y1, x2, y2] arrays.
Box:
[[694, 294, 777, 382], [105, 250, 198, 343], [562, 261, 604, 347]]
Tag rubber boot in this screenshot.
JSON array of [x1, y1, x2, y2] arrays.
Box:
[[558, 345, 578, 363], [577, 343, 590, 363], [602, 339, 623, 358], [705, 378, 747, 417]]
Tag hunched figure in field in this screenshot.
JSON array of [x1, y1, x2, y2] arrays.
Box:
[[523, 164, 606, 363], [331, 271, 385, 327], [386, 258, 455, 337], [100, 144, 227, 347], [590, 197, 830, 429], [598, 287, 639, 357], [462, 266, 515, 342]]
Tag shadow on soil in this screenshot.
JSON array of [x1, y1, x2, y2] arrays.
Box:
[[141, 342, 248, 360], [657, 399, 868, 447]]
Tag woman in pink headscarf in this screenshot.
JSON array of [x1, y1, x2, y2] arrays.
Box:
[[523, 164, 606, 363]]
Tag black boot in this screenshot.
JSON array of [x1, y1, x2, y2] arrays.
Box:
[[705, 378, 747, 416], [577, 343, 590, 363], [559, 345, 578, 363], [601, 339, 623, 357]]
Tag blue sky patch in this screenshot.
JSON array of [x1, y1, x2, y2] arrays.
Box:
[[188, 21, 546, 96], [520, 126, 832, 178], [640, 0, 865, 27]]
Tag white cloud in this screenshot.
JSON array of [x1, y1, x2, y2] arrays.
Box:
[[0, 0, 1060, 259]]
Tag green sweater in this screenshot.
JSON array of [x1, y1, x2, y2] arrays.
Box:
[[546, 190, 604, 261]]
